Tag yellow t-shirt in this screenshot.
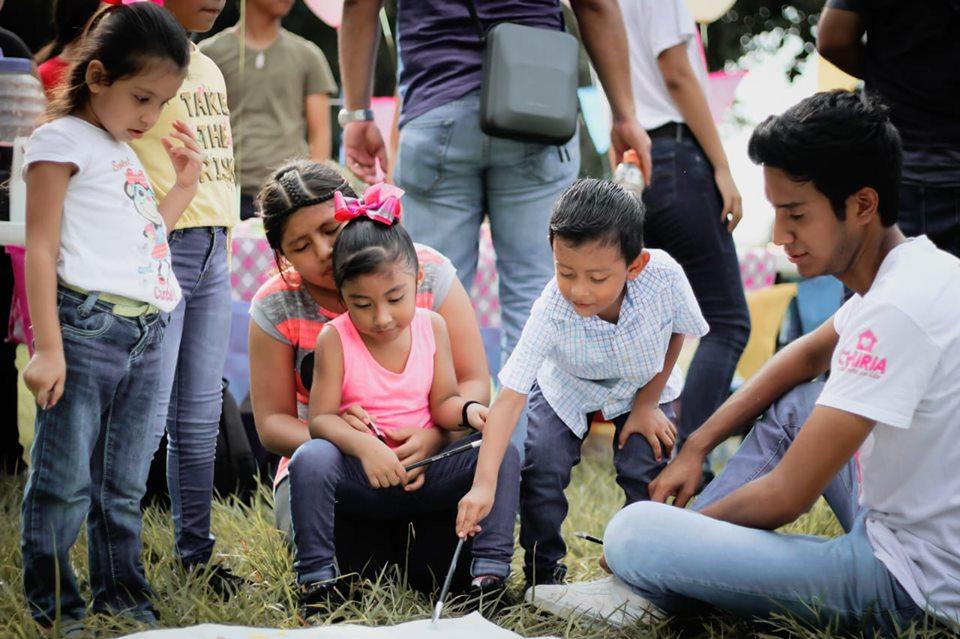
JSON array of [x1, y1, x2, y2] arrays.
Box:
[[131, 43, 238, 230]]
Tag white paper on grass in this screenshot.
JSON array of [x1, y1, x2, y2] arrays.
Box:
[[119, 612, 558, 639]]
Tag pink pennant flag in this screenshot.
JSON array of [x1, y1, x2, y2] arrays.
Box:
[[706, 70, 746, 122]]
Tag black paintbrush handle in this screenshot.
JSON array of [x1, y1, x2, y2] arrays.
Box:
[[404, 440, 480, 471]]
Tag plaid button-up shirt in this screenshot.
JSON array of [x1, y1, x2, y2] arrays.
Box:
[[499, 249, 709, 437]]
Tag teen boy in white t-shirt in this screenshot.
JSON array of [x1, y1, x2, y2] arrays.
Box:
[[545, 92, 959, 633]]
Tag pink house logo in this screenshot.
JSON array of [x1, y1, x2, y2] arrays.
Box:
[[856, 329, 878, 353], [837, 328, 887, 379]]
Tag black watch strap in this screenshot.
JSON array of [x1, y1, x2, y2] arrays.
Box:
[[461, 400, 482, 431]]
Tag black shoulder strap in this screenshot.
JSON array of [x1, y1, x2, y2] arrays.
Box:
[[465, 1, 567, 43], [465, 0, 486, 44]]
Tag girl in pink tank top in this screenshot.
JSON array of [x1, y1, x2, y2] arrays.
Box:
[[309, 183, 487, 485], [328, 307, 436, 447], [285, 184, 521, 609]]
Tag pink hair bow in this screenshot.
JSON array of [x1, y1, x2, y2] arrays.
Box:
[[125, 168, 150, 188], [333, 183, 405, 226], [102, 0, 165, 6]]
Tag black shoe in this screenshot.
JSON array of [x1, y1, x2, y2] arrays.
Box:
[[470, 575, 506, 594], [195, 563, 249, 600], [297, 577, 353, 620], [467, 575, 509, 617], [524, 563, 567, 590]]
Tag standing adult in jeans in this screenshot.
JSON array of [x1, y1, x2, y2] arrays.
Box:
[[338, 0, 652, 376], [818, 0, 960, 258], [619, 0, 750, 453]]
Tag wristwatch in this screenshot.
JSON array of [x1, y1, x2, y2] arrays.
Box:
[[337, 108, 375, 127]]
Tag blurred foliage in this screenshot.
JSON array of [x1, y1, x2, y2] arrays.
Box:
[[703, 0, 824, 78]]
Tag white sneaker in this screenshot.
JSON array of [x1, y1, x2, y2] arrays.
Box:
[[524, 575, 664, 627]]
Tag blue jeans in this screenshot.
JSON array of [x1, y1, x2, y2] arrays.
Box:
[[520, 383, 676, 584], [287, 433, 520, 584], [642, 128, 750, 442], [394, 91, 579, 372], [604, 383, 923, 634], [152, 227, 232, 566], [899, 184, 960, 259], [22, 288, 165, 625], [693, 381, 859, 531]]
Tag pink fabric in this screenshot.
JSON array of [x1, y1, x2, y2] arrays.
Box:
[[329, 307, 437, 448], [6, 247, 32, 354], [739, 247, 777, 291], [230, 219, 275, 302], [38, 56, 70, 99], [470, 223, 501, 328], [693, 28, 747, 123], [706, 69, 747, 122]]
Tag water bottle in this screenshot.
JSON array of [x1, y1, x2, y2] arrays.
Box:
[[1, 56, 44, 241], [0, 57, 45, 144], [612, 149, 644, 199]]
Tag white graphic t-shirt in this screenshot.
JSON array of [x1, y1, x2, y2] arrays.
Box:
[[817, 236, 960, 623], [24, 116, 182, 311]]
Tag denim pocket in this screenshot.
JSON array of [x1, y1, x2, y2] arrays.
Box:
[[149, 314, 167, 345], [59, 306, 115, 340], [395, 118, 455, 194], [642, 142, 678, 216], [522, 140, 575, 184]]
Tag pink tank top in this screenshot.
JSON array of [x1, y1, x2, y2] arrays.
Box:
[[329, 307, 437, 448]]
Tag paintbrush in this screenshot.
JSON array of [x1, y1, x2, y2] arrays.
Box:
[[574, 531, 604, 545], [405, 439, 481, 472], [432, 536, 465, 623]]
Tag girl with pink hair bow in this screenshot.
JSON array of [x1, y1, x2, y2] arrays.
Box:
[[248, 160, 515, 616]]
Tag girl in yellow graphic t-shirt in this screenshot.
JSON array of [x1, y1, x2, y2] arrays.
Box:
[[128, 0, 245, 596]]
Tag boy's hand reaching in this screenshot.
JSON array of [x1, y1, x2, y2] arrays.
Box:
[[162, 120, 203, 190], [619, 406, 677, 462], [359, 438, 407, 489], [24, 349, 66, 410], [465, 403, 488, 431], [456, 483, 494, 539]]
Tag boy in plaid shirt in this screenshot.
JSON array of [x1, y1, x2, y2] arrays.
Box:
[[457, 178, 708, 589]]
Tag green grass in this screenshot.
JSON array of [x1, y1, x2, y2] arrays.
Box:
[[0, 440, 955, 639]]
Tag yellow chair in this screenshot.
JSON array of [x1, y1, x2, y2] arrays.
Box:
[[736, 283, 798, 381]]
